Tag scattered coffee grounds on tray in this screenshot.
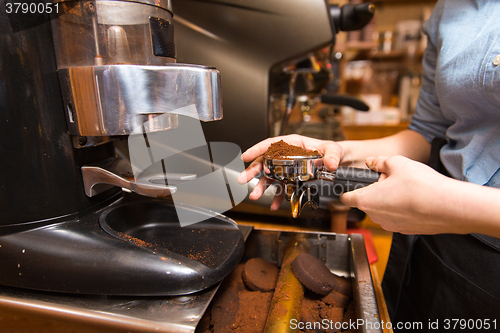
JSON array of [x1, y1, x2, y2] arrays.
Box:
[[117, 232, 155, 249], [342, 300, 357, 331], [200, 263, 273, 333], [263, 140, 321, 159], [242, 258, 279, 292], [300, 297, 322, 324], [301, 296, 344, 333], [210, 288, 239, 332], [200, 258, 356, 333], [322, 289, 351, 308], [320, 304, 344, 324]]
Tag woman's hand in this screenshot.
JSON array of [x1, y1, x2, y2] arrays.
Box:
[[340, 155, 473, 235], [237, 134, 344, 210], [237, 137, 500, 238]]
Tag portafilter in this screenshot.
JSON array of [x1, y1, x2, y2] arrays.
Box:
[[263, 155, 380, 218]]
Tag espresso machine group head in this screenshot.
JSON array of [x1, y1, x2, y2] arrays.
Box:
[[0, 0, 244, 296]]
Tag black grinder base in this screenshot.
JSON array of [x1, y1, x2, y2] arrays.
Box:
[[0, 193, 244, 296]]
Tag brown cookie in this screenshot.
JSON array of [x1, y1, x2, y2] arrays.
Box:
[[291, 253, 335, 296], [242, 258, 279, 292]]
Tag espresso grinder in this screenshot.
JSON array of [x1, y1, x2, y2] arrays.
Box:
[[0, 0, 246, 328]]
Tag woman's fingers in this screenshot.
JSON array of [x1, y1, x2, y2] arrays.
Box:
[[248, 175, 272, 200], [270, 183, 285, 211], [366, 156, 388, 171], [246, 175, 284, 210], [322, 142, 343, 170], [341, 155, 410, 208], [239, 135, 345, 212], [365, 155, 407, 174], [339, 186, 365, 208], [340, 156, 392, 208], [237, 156, 264, 184]]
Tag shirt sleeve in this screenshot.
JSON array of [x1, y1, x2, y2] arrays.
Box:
[[408, 0, 452, 143]]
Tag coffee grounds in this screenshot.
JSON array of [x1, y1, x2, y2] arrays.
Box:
[[201, 259, 357, 333], [242, 258, 279, 292], [330, 274, 353, 299], [204, 263, 273, 333], [210, 288, 239, 332], [322, 289, 351, 308], [291, 253, 335, 296], [263, 140, 321, 159], [342, 300, 357, 328], [300, 297, 321, 324], [319, 305, 344, 327], [233, 290, 273, 332], [300, 296, 344, 333]]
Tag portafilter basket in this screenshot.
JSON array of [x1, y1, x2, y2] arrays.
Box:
[[263, 154, 323, 182]]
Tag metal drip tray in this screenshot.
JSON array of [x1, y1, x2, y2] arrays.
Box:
[[0, 225, 252, 333], [0, 226, 381, 332]]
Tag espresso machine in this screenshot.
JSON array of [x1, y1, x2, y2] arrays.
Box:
[[0, 0, 247, 303], [171, 0, 374, 216]]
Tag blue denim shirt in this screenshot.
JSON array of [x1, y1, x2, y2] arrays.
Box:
[[409, 0, 500, 188]]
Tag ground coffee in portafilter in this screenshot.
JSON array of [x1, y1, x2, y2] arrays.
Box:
[[263, 140, 321, 159]]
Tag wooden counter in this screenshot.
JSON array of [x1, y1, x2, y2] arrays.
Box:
[[342, 122, 410, 140]]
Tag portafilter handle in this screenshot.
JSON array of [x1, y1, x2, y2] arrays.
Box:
[[288, 166, 380, 218], [316, 166, 381, 193]]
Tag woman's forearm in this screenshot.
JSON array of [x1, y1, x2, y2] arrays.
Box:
[[340, 155, 500, 239], [450, 179, 500, 238], [338, 129, 431, 166]]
